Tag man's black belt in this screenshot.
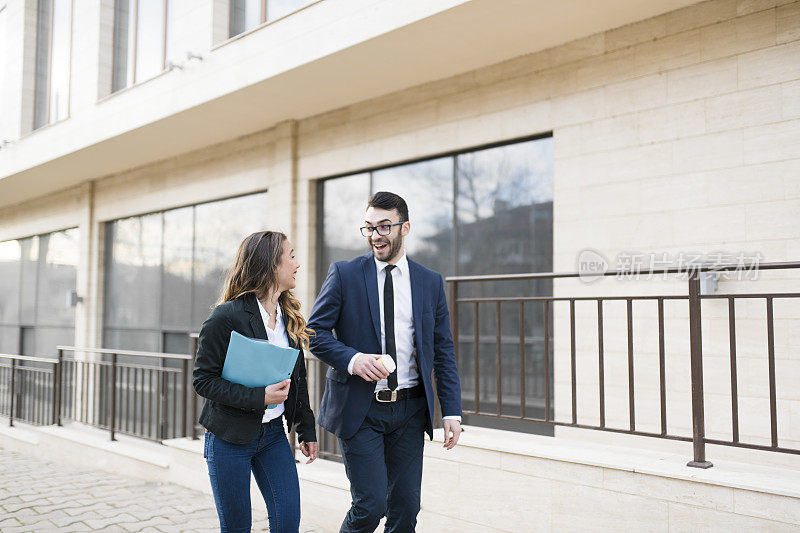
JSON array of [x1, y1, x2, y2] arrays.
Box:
[[374, 384, 424, 403]]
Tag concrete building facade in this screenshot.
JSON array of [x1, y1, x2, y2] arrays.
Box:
[[2, 0, 800, 530]]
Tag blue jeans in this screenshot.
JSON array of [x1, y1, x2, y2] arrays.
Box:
[[204, 418, 301, 533]]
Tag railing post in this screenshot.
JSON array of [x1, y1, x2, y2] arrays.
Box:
[[9, 358, 16, 427], [181, 358, 188, 438], [190, 335, 199, 440], [109, 354, 117, 441], [53, 348, 63, 426], [687, 271, 713, 468], [160, 357, 169, 440]]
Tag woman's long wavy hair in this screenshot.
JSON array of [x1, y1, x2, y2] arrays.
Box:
[[218, 231, 313, 349]]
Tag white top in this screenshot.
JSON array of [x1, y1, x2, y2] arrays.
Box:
[[347, 254, 460, 422], [373, 253, 418, 390], [257, 299, 288, 424]]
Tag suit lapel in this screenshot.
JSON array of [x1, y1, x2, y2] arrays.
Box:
[[243, 293, 268, 341], [408, 259, 424, 356], [362, 255, 383, 346]]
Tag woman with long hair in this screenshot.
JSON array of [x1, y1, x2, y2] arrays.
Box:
[[193, 231, 317, 533]]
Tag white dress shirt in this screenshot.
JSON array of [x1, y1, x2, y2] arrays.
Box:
[[347, 254, 461, 422], [257, 299, 287, 423]]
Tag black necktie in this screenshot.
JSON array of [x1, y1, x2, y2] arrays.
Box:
[[384, 265, 398, 390]]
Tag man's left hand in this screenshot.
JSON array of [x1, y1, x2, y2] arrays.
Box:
[[442, 419, 462, 450], [299, 441, 318, 463]]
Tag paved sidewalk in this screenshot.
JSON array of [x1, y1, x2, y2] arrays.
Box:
[[0, 450, 318, 532]]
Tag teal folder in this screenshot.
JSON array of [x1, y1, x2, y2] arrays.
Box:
[[222, 330, 300, 408]]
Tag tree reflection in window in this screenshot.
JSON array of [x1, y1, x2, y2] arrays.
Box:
[[103, 192, 269, 353], [319, 136, 554, 433]]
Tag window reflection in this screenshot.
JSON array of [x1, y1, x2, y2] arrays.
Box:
[[135, 0, 166, 82], [112, 0, 130, 92], [19, 237, 40, 325], [455, 138, 553, 426], [49, 0, 71, 123], [319, 136, 554, 433], [268, 0, 314, 22], [193, 193, 269, 325], [103, 192, 269, 352], [0, 7, 7, 140], [0, 240, 21, 325], [104, 328, 160, 352], [165, 0, 187, 66], [112, 0, 167, 92], [34, 0, 73, 130], [105, 213, 163, 330], [372, 158, 454, 277], [229, 0, 261, 37], [320, 173, 370, 277], [37, 229, 79, 326], [0, 229, 78, 356], [320, 139, 553, 283], [34, 326, 75, 357], [162, 207, 193, 330], [33, 0, 51, 129], [229, 0, 316, 38], [456, 138, 553, 281]]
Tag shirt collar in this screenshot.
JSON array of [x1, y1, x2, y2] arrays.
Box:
[[374, 253, 409, 277], [256, 298, 283, 321]]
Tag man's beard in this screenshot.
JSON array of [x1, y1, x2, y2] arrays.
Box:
[[369, 234, 402, 262]]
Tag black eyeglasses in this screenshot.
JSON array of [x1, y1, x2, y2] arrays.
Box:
[[360, 223, 404, 237]]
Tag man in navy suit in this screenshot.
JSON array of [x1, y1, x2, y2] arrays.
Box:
[[308, 191, 462, 533]]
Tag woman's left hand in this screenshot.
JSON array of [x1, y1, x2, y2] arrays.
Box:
[[299, 441, 318, 464]]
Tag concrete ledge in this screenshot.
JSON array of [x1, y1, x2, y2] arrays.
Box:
[[422, 425, 800, 530], [3, 419, 799, 531], [0, 420, 40, 445], [435, 425, 800, 499]]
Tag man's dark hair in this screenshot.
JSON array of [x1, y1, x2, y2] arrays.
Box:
[[367, 191, 409, 222]]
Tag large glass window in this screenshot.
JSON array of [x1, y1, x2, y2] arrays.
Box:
[[103, 192, 269, 353], [372, 158, 454, 277], [112, 0, 168, 92], [228, 0, 315, 38], [318, 135, 554, 433], [0, 240, 22, 354], [0, 5, 8, 141], [0, 229, 79, 356], [33, 0, 72, 130]]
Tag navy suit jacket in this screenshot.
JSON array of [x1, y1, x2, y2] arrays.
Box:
[[308, 253, 462, 440]]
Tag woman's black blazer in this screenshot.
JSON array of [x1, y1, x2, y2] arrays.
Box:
[[192, 292, 316, 445]]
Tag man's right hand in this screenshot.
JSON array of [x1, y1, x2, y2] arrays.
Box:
[[352, 354, 390, 382], [264, 379, 291, 405]]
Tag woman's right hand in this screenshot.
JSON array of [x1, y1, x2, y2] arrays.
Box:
[[264, 379, 291, 405]]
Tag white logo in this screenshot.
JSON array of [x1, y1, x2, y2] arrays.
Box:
[[577, 248, 608, 283]]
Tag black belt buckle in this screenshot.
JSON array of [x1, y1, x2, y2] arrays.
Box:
[[375, 389, 397, 403]]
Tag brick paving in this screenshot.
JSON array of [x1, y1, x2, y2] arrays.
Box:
[[0, 450, 318, 532]]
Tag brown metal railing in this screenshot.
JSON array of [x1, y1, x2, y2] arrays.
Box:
[[189, 333, 201, 440], [55, 346, 195, 442], [304, 356, 344, 461], [5, 261, 797, 468], [447, 260, 800, 468], [0, 354, 60, 427]]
